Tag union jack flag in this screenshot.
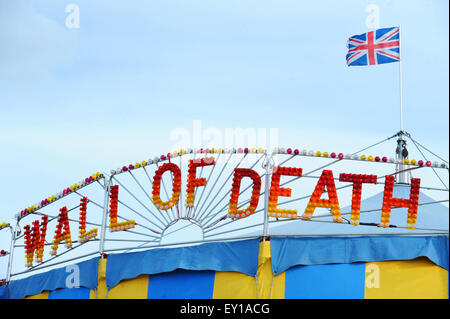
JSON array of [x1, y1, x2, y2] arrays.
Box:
[[346, 27, 400, 66]]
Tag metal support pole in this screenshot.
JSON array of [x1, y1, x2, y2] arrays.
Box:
[[396, 132, 409, 184], [5, 222, 18, 282], [262, 152, 273, 240], [99, 176, 111, 256]]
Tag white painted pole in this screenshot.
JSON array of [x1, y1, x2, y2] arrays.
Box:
[[262, 152, 272, 240], [396, 25, 408, 184], [5, 223, 18, 282], [398, 25, 404, 132], [99, 176, 111, 256]]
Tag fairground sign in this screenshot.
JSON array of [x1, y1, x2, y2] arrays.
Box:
[[0, 146, 448, 282]]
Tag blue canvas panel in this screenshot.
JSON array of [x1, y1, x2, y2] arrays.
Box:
[[106, 238, 260, 289], [7, 256, 99, 299], [0, 286, 7, 299], [147, 269, 215, 299], [285, 263, 365, 299], [271, 235, 449, 275], [48, 287, 91, 299]]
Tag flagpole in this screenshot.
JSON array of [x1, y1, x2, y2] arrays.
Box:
[[397, 24, 408, 184], [398, 25, 403, 132]]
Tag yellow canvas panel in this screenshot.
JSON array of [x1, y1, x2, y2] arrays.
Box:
[[108, 274, 149, 299], [213, 271, 257, 299], [257, 241, 272, 299], [365, 257, 448, 299], [87, 289, 96, 299], [25, 291, 49, 299], [90, 258, 108, 299], [256, 240, 285, 299], [270, 273, 285, 299]]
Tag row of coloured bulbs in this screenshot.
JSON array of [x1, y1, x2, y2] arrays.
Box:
[[108, 185, 135, 232], [50, 207, 72, 256], [78, 197, 98, 243], [185, 158, 214, 208], [152, 163, 182, 210], [228, 168, 261, 219], [111, 148, 267, 175], [109, 221, 135, 232], [268, 167, 303, 219], [301, 170, 343, 223], [406, 179, 421, 229], [15, 146, 446, 224], [0, 249, 7, 256], [23, 198, 98, 266], [275, 148, 448, 169], [24, 215, 48, 267], [185, 160, 204, 208], [17, 172, 103, 220], [339, 173, 378, 225], [380, 176, 420, 229], [111, 146, 448, 179], [78, 197, 88, 235], [79, 229, 98, 243], [108, 185, 119, 227], [0, 222, 9, 230]]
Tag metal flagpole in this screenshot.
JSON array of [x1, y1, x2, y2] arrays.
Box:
[[398, 25, 404, 132], [396, 25, 408, 184]]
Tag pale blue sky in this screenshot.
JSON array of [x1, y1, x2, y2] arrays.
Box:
[[0, 0, 448, 277]]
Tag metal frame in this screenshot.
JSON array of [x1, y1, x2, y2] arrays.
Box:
[[1, 138, 449, 282], [5, 224, 16, 282]]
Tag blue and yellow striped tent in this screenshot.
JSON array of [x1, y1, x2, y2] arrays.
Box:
[[0, 234, 448, 299], [1, 186, 448, 299]]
